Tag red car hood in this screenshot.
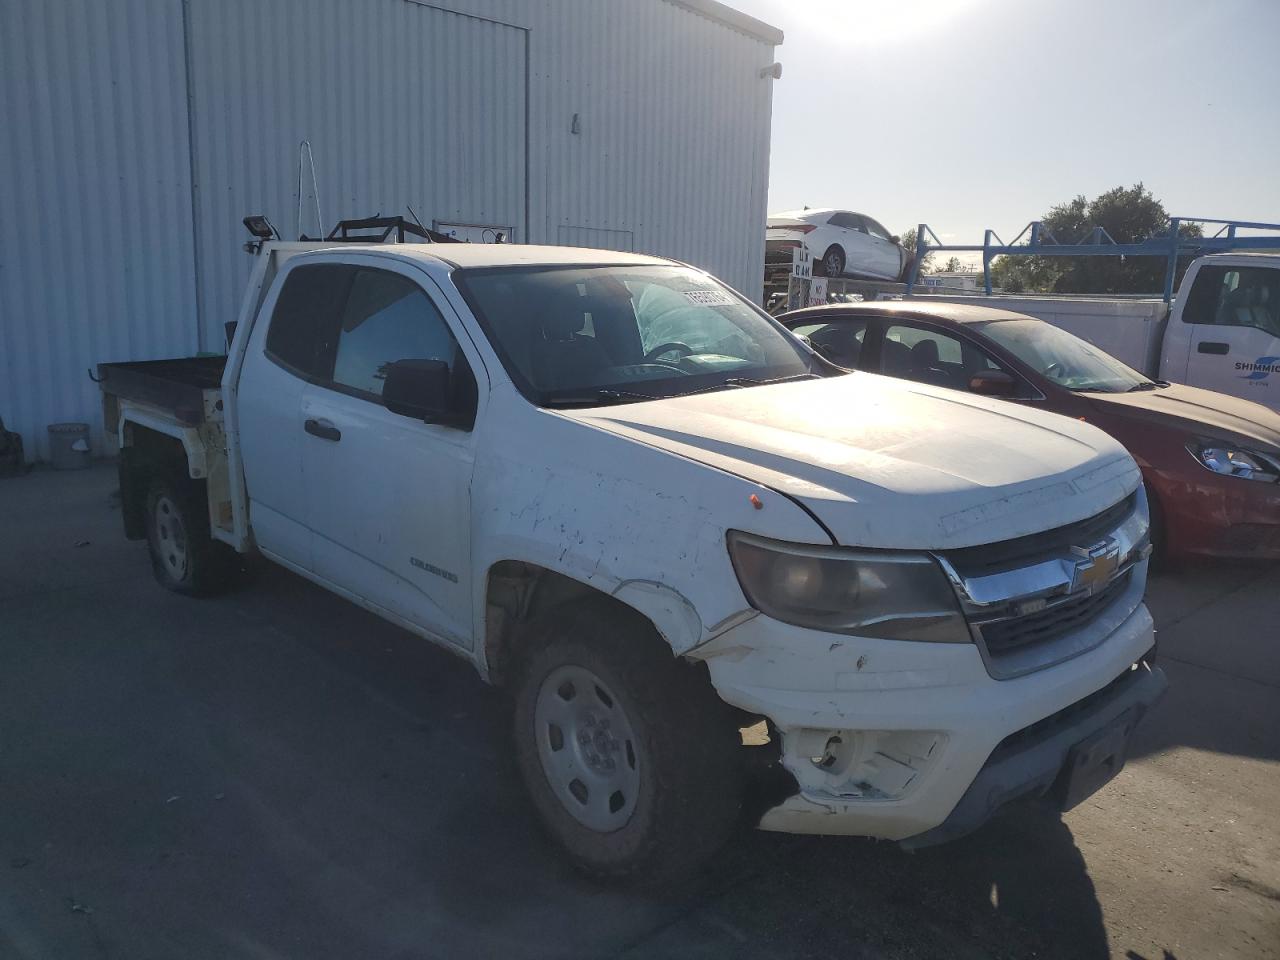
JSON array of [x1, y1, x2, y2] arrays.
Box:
[[1084, 383, 1280, 450]]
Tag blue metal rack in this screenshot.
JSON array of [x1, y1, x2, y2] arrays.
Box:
[[906, 217, 1280, 301]]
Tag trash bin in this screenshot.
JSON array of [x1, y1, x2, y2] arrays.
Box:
[[48, 422, 91, 470]]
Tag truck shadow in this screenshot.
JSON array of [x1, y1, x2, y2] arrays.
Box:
[[1126, 563, 1280, 765], [236, 565, 1116, 959], [411, 694, 1114, 960]]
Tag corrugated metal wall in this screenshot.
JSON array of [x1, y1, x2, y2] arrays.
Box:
[[0, 0, 198, 461], [558, 226, 636, 251], [528, 0, 774, 296], [186, 0, 528, 349], [1, 0, 778, 460]]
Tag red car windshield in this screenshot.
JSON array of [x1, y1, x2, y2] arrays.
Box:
[[981, 318, 1151, 393]]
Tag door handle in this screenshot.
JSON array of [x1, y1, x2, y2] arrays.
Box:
[[1197, 341, 1230, 355], [304, 418, 341, 442]]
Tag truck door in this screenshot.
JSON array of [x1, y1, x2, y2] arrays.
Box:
[[1172, 262, 1280, 409], [299, 262, 480, 648], [236, 264, 355, 569]]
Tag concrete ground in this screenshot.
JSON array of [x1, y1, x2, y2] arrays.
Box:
[[1, 463, 1277, 960]]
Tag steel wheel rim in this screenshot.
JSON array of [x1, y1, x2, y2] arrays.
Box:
[[533, 664, 642, 832], [154, 495, 188, 581]]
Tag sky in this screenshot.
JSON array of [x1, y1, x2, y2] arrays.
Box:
[[729, 0, 1280, 262]]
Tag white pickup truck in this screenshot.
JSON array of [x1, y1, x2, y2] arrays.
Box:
[[99, 231, 1166, 882], [918, 253, 1280, 413]]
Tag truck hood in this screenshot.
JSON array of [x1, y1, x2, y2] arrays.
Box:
[[1085, 383, 1280, 450], [561, 374, 1139, 549]]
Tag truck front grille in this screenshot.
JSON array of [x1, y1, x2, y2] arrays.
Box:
[[977, 570, 1133, 656], [937, 493, 1149, 679], [944, 492, 1136, 577]]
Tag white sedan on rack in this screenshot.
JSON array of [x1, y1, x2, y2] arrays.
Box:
[[767, 208, 908, 281]]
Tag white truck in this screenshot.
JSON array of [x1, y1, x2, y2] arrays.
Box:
[[916, 253, 1280, 413], [99, 227, 1166, 882]]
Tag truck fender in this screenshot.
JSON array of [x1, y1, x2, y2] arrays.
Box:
[[118, 408, 208, 480], [610, 579, 704, 655]]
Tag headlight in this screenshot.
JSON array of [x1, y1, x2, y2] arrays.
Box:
[[1187, 441, 1280, 482], [726, 532, 970, 642]]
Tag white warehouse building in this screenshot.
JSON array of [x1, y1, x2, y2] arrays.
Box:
[[0, 0, 782, 460]]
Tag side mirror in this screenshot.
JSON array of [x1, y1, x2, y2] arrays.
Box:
[[383, 359, 452, 422], [969, 369, 1019, 398], [890, 235, 901, 245]]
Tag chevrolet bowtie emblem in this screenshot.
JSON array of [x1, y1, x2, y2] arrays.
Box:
[[1069, 538, 1121, 595]]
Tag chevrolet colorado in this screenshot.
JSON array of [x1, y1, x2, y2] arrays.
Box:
[[99, 233, 1166, 882]]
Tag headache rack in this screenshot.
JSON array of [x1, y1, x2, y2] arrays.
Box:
[[242, 213, 467, 253], [312, 215, 463, 245]]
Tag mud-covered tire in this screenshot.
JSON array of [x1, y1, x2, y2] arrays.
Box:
[[143, 476, 239, 597], [512, 599, 743, 885]]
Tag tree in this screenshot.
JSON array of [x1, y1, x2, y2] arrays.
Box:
[[989, 184, 1201, 294], [899, 227, 934, 276], [938, 256, 965, 274]]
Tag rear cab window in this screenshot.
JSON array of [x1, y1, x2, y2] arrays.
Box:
[[265, 265, 355, 379]]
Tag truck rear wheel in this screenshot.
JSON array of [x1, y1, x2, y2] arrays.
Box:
[[511, 599, 742, 884], [144, 477, 238, 596]]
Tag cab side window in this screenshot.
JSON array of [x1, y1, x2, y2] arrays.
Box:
[[265, 265, 355, 379], [333, 269, 460, 399], [1183, 266, 1280, 337], [266, 264, 478, 426], [330, 268, 479, 426]]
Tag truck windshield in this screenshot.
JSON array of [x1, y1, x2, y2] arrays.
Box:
[[454, 265, 814, 405], [980, 318, 1151, 393]]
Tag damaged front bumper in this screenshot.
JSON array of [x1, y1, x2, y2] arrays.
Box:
[[901, 652, 1166, 848], [691, 595, 1159, 842]]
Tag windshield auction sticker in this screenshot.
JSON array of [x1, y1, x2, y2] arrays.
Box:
[[684, 289, 735, 307]]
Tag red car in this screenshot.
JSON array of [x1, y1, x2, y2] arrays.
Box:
[[779, 301, 1280, 562]]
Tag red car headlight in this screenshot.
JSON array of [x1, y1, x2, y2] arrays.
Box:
[[1187, 441, 1280, 483]]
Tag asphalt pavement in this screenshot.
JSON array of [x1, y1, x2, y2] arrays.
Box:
[[1, 464, 1277, 959]]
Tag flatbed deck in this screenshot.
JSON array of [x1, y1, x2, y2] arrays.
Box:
[[97, 356, 227, 426]]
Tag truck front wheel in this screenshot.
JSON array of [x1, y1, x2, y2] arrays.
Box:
[[144, 477, 237, 596], [511, 599, 742, 884]]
